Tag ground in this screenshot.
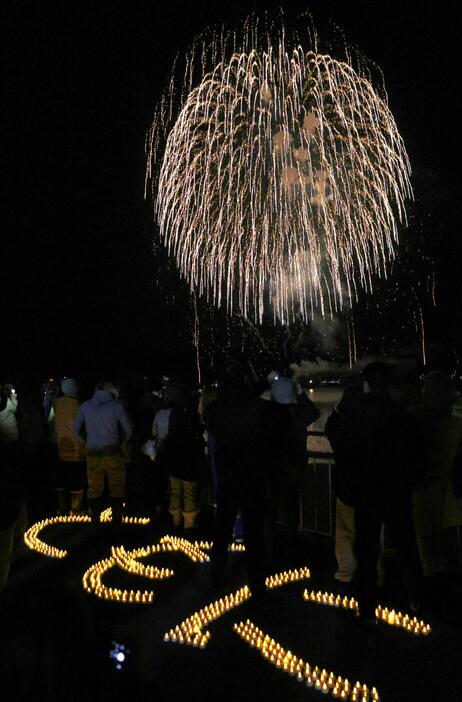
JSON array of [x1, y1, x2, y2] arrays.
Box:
[[2, 518, 462, 701]]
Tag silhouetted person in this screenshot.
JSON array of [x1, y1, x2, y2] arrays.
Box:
[[155, 385, 204, 531], [411, 371, 462, 576], [325, 384, 364, 583], [208, 361, 270, 596], [345, 362, 425, 621], [265, 376, 320, 557], [54, 378, 86, 515], [16, 380, 49, 522]]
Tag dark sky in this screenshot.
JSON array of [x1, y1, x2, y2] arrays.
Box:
[[3, 0, 462, 379]]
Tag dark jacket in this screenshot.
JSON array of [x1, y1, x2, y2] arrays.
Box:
[[266, 394, 320, 479], [325, 409, 355, 505], [342, 391, 425, 513], [207, 387, 272, 493], [160, 407, 204, 481]]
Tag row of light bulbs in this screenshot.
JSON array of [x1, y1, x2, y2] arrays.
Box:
[[99, 507, 150, 525], [191, 540, 246, 552], [164, 567, 312, 647], [164, 585, 251, 648], [159, 535, 210, 563], [112, 545, 175, 580], [265, 566, 311, 589], [82, 534, 214, 603], [82, 554, 154, 604], [303, 591, 431, 635], [24, 510, 150, 559], [24, 512, 249, 562], [24, 514, 91, 558], [234, 620, 380, 701]]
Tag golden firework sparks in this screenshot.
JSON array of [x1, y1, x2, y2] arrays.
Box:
[[146, 22, 412, 323]]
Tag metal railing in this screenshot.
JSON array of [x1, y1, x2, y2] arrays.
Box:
[[299, 431, 335, 537]]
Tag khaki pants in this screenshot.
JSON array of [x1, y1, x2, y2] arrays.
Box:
[[335, 499, 385, 583], [87, 453, 125, 499], [169, 477, 198, 513]]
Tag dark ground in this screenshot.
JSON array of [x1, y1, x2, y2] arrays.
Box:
[[2, 517, 462, 702]]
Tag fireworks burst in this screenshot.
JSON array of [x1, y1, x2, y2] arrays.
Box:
[[146, 20, 412, 323]]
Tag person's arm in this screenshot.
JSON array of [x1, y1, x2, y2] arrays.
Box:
[[72, 407, 86, 443], [152, 413, 159, 438], [296, 391, 321, 426], [118, 406, 133, 444]]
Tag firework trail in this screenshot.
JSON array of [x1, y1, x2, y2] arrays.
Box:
[[146, 19, 412, 323]]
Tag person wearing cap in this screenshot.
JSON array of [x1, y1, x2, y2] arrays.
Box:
[[54, 378, 86, 515], [72, 381, 132, 524], [265, 376, 320, 557], [411, 370, 462, 576]]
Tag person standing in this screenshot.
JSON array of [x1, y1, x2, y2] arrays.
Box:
[[0, 387, 26, 590], [265, 376, 320, 557], [411, 371, 462, 576], [54, 378, 86, 515], [346, 362, 425, 621], [72, 382, 132, 524], [0, 384, 19, 446], [325, 385, 363, 583], [208, 361, 271, 596], [154, 385, 204, 531]]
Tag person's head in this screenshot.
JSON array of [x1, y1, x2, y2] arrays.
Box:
[[362, 362, 391, 395], [97, 381, 119, 400], [42, 379, 59, 402], [163, 384, 190, 408], [1, 384, 16, 401], [222, 359, 247, 384], [266, 370, 279, 386], [421, 370, 459, 412], [60, 378, 78, 398], [337, 384, 364, 414], [271, 377, 296, 405]]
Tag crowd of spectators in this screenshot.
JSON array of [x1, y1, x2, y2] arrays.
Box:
[[1, 361, 461, 624]]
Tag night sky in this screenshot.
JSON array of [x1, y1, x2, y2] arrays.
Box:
[[3, 1, 462, 381]]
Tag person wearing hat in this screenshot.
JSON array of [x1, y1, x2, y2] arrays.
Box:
[[72, 381, 132, 524], [411, 370, 462, 576], [54, 378, 86, 515]]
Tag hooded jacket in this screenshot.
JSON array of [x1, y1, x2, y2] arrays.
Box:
[[72, 390, 132, 456]]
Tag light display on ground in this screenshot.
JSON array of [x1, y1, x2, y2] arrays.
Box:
[[24, 516, 434, 700], [303, 590, 431, 636], [23, 510, 150, 559], [82, 536, 211, 603], [164, 567, 311, 648], [24, 514, 92, 558], [164, 585, 251, 648], [234, 620, 380, 701], [99, 507, 150, 525]]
